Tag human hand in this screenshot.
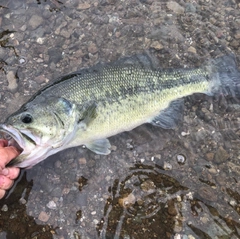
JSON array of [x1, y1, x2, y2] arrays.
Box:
[[0, 139, 20, 199]]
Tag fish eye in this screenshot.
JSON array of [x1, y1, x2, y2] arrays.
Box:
[[21, 113, 33, 124]]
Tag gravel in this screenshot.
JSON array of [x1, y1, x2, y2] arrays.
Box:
[[0, 0, 239, 238]]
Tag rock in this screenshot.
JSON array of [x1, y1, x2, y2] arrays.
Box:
[[77, 3, 91, 10], [35, 75, 47, 84], [198, 186, 217, 202], [88, 43, 98, 54], [46, 201, 57, 210], [163, 162, 173, 170], [60, 29, 71, 39], [167, 200, 177, 216], [150, 41, 163, 50], [167, 1, 185, 15], [78, 157, 87, 165], [187, 46, 197, 54], [205, 152, 214, 161], [6, 71, 18, 92], [185, 3, 197, 13], [213, 146, 229, 164], [48, 47, 63, 64], [118, 193, 136, 208], [234, 31, 240, 39], [28, 15, 43, 30], [38, 211, 50, 222], [140, 179, 156, 193], [1, 204, 8, 212]]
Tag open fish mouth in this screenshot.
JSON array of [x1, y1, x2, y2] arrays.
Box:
[[0, 124, 25, 154]]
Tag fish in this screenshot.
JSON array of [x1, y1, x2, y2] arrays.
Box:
[[0, 54, 239, 168]]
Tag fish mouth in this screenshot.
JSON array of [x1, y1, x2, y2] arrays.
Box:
[[0, 124, 41, 167], [0, 124, 24, 153]]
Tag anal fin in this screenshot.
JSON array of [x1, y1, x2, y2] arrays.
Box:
[[85, 138, 111, 155], [150, 99, 184, 129]]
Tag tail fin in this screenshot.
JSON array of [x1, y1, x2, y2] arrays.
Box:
[[211, 54, 240, 98]]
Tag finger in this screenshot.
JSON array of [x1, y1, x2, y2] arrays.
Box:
[[0, 147, 20, 170], [0, 189, 6, 199], [0, 175, 14, 190], [0, 167, 20, 180], [0, 139, 8, 148]]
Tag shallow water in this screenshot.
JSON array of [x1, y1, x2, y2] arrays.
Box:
[[0, 0, 240, 238]]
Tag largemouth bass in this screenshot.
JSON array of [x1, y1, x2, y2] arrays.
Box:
[[0, 54, 239, 168]]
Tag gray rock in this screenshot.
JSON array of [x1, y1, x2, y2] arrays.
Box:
[[214, 146, 229, 164], [6, 71, 18, 92], [167, 1, 185, 15], [28, 15, 43, 30]]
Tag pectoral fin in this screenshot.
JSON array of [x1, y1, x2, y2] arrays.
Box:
[[78, 102, 97, 130], [150, 99, 184, 129], [85, 138, 111, 155]]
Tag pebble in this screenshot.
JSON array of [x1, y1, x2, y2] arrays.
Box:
[[205, 152, 214, 161], [176, 195, 182, 202], [234, 31, 240, 39], [118, 193, 136, 208], [38, 211, 50, 222], [167, 201, 178, 216], [198, 186, 217, 202], [213, 146, 229, 164], [78, 157, 87, 165], [167, 1, 185, 14], [6, 71, 18, 92], [19, 57, 26, 64], [28, 15, 43, 30], [19, 198, 27, 204], [187, 46, 197, 54], [77, 3, 91, 10], [188, 235, 196, 239], [208, 167, 218, 174], [88, 43, 98, 54], [1, 204, 8, 212], [229, 200, 237, 206], [150, 41, 163, 50], [35, 75, 47, 84], [163, 162, 173, 170], [140, 179, 156, 193], [91, 211, 96, 215], [46, 200, 57, 210]]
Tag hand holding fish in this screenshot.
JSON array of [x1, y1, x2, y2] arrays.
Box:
[[0, 139, 20, 199]]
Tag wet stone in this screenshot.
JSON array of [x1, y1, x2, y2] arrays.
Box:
[[213, 146, 229, 164], [118, 193, 136, 208], [88, 43, 98, 54], [1, 204, 8, 212], [38, 211, 50, 222], [198, 186, 218, 202], [163, 162, 173, 170], [6, 71, 18, 92], [46, 200, 57, 210], [205, 152, 214, 161], [78, 157, 87, 165], [51, 187, 62, 197], [77, 3, 91, 10], [187, 46, 197, 54], [48, 48, 63, 64], [35, 75, 47, 84], [140, 179, 156, 193], [167, 1, 185, 14], [150, 41, 163, 50], [28, 15, 43, 30], [167, 201, 178, 216]]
